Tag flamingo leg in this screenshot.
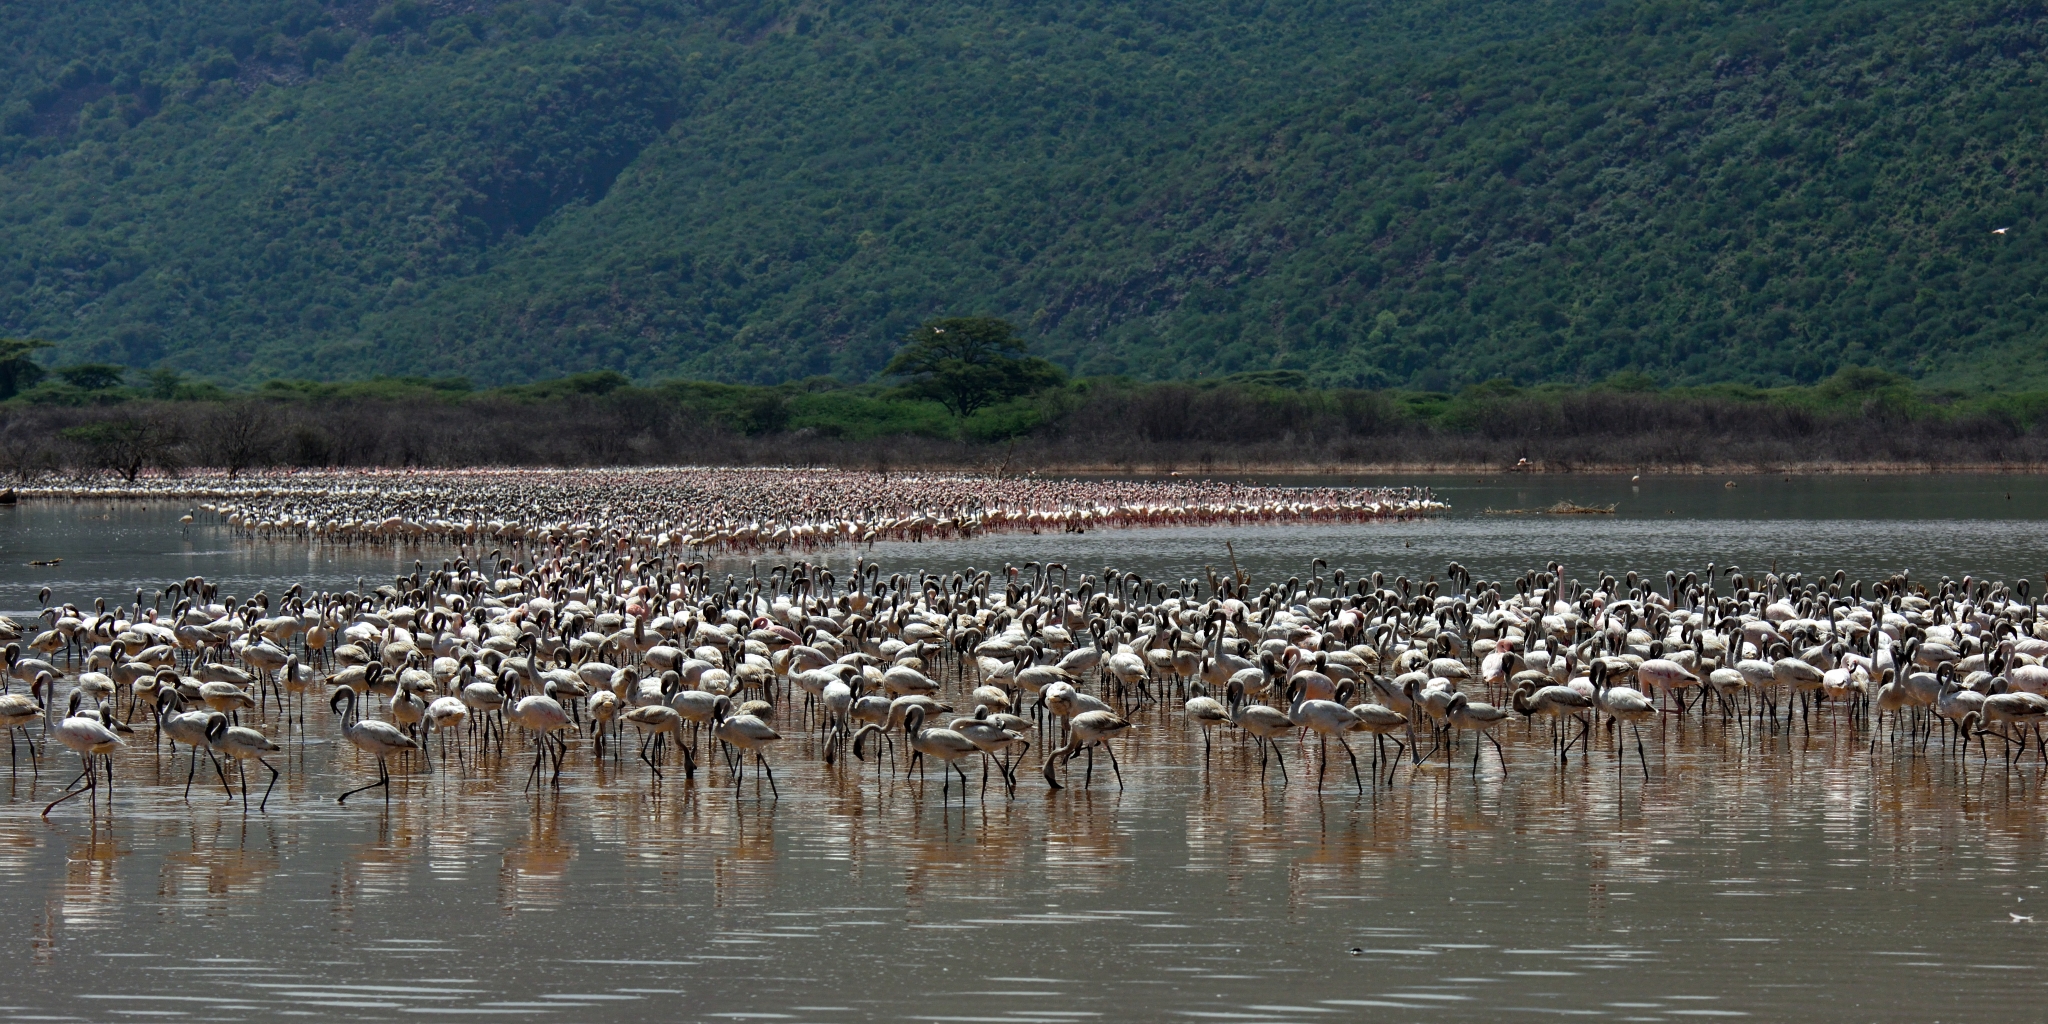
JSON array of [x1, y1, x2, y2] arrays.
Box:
[[43, 754, 95, 819], [524, 737, 544, 792], [258, 757, 279, 812], [337, 756, 390, 804], [212, 748, 233, 802]]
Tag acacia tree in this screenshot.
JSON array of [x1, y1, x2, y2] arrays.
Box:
[[202, 401, 281, 478], [884, 317, 1065, 419], [55, 363, 127, 391], [61, 414, 184, 482], [0, 420, 55, 481], [0, 339, 51, 399]]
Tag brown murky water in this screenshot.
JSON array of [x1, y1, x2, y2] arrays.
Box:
[[4, 697, 2043, 1023], [2, 478, 2047, 1022]]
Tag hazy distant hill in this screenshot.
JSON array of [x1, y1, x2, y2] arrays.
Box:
[[2, 0, 2044, 388]]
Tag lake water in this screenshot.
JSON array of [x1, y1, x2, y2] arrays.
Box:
[[2, 475, 2046, 1023]]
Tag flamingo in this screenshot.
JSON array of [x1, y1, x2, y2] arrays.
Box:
[[950, 706, 1031, 797], [424, 694, 471, 773], [508, 680, 573, 791], [157, 689, 232, 800], [1287, 679, 1366, 793], [1343, 692, 1414, 781], [1638, 654, 1699, 716], [1183, 681, 1234, 763], [330, 687, 417, 805], [1594, 665, 1658, 780], [1226, 678, 1299, 783], [458, 664, 508, 756], [43, 691, 125, 819], [621, 703, 693, 779], [206, 717, 283, 812], [712, 695, 782, 798], [1443, 691, 1510, 771], [1512, 679, 1596, 765], [1042, 708, 1136, 790], [1976, 685, 2048, 767], [0, 678, 44, 776], [882, 704, 983, 802]]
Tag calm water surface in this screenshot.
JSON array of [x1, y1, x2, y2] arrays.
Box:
[[0, 476, 2045, 1023]]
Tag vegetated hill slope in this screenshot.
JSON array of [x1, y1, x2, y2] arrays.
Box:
[[1, 0, 2044, 388]]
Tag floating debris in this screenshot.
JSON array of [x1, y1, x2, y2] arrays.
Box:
[[1483, 500, 1616, 515]]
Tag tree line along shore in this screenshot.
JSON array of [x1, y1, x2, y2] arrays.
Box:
[[1, 362, 2045, 478]]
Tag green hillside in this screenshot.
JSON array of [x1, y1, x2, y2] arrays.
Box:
[[3, 0, 2045, 388]]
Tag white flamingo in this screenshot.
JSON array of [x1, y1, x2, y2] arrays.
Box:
[[0, 677, 45, 776], [330, 687, 417, 805], [712, 695, 782, 797], [1444, 691, 1510, 771], [43, 691, 125, 819], [1183, 681, 1234, 763], [1226, 678, 1299, 783], [1287, 679, 1366, 792], [207, 717, 283, 812], [1594, 664, 1659, 780], [1042, 708, 1136, 791], [508, 681, 573, 791]]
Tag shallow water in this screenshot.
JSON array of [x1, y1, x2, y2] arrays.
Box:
[[850, 472, 2048, 590], [1, 477, 2046, 1022], [5, 474, 2045, 613]]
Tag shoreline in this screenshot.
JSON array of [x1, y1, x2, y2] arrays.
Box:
[[870, 460, 2048, 477], [8, 460, 2048, 487]]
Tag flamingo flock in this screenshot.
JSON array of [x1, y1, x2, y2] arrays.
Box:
[[6, 521, 2046, 823], [19, 467, 1442, 555]]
